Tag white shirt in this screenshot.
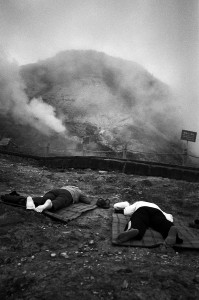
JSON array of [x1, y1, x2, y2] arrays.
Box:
[[114, 201, 173, 222]]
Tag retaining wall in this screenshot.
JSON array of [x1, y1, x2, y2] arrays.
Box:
[[39, 156, 199, 182], [1, 151, 199, 182]]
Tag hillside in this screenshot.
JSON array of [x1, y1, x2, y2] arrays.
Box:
[[1, 50, 183, 161]]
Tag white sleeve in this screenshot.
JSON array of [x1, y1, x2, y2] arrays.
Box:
[[123, 203, 137, 216], [114, 201, 130, 210]]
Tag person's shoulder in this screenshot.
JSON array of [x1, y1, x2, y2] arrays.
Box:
[[61, 186, 68, 189]]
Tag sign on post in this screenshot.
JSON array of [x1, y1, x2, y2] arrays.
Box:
[[83, 136, 90, 144], [181, 130, 197, 142]]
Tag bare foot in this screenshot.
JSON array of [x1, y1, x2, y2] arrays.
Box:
[[34, 199, 52, 213], [116, 228, 139, 243], [34, 205, 45, 213]]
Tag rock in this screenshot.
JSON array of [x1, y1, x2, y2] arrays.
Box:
[[121, 279, 128, 289], [60, 252, 69, 258], [73, 230, 83, 238], [99, 171, 108, 174]]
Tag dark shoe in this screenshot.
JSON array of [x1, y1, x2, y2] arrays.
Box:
[[96, 198, 110, 209], [9, 191, 20, 196]]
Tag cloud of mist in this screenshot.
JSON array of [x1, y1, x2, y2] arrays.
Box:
[[56, 51, 183, 150], [0, 51, 66, 135]]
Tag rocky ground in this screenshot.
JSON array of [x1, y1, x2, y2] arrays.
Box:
[[1, 153, 199, 300]]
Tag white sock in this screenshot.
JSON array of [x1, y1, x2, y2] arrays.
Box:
[[26, 196, 35, 210]]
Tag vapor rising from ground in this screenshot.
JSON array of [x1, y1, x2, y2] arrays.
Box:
[[0, 50, 66, 136]]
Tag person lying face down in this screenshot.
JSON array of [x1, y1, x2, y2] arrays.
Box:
[[26, 186, 91, 213], [114, 201, 183, 247]]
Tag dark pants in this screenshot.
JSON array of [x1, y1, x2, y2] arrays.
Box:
[[33, 189, 73, 211], [125, 207, 173, 240]]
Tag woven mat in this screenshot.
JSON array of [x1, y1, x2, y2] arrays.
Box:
[[112, 213, 199, 249], [44, 202, 97, 223], [0, 200, 97, 223]]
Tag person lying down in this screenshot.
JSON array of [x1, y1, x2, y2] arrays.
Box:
[[26, 186, 91, 213], [114, 201, 183, 247]]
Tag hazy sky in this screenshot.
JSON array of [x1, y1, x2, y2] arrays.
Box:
[[0, 0, 199, 126], [0, 0, 198, 86]]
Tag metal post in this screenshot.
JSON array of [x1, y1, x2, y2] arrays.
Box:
[[46, 143, 50, 157], [182, 141, 188, 166], [82, 143, 86, 156], [122, 143, 127, 159], [186, 140, 189, 165]]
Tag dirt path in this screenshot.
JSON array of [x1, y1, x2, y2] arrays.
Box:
[[1, 154, 199, 299]]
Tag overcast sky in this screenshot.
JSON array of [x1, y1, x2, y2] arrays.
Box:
[[0, 0, 198, 87]]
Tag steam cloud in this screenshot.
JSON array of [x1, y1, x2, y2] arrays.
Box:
[[0, 52, 66, 135]]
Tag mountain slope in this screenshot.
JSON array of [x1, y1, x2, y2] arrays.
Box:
[[1, 50, 183, 160]]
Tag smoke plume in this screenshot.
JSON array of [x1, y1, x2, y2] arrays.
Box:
[[0, 51, 66, 135]]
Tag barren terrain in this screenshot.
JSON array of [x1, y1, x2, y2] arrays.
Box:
[[1, 153, 199, 300]]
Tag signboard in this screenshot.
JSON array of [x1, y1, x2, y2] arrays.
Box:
[[181, 130, 197, 142]]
